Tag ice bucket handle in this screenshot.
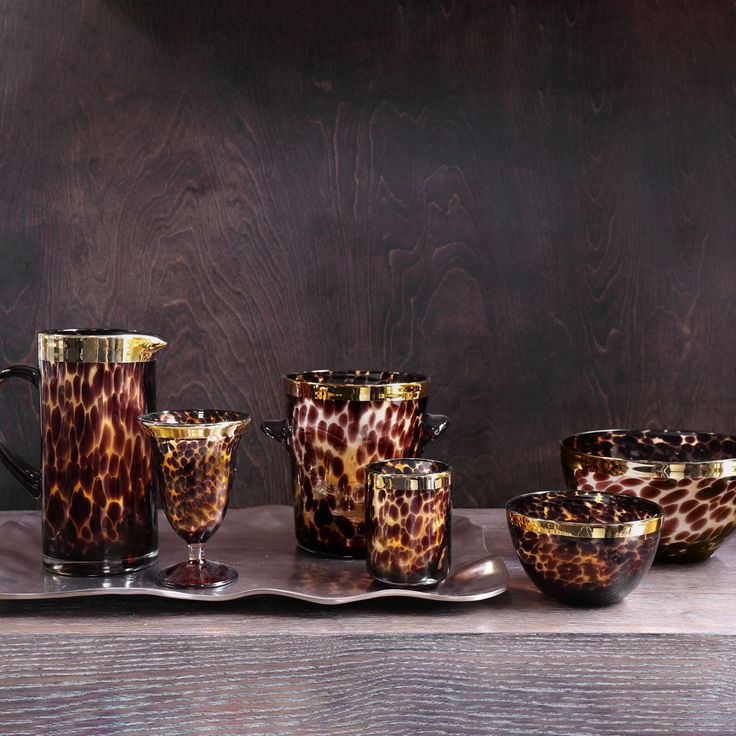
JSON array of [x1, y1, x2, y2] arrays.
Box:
[[261, 419, 291, 448], [422, 413, 449, 444]]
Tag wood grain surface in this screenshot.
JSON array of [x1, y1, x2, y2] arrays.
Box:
[[2, 1, 736, 510], [2, 634, 735, 736], [0, 510, 735, 735]]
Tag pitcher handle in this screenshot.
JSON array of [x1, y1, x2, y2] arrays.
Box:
[[261, 419, 291, 448], [0, 365, 42, 498], [422, 412, 449, 444]]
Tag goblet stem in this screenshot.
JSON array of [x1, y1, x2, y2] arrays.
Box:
[[188, 543, 205, 564]]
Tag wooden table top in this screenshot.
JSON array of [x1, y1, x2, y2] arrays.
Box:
[[1, 508, 734, 736]]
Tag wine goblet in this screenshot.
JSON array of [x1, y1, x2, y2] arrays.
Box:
[[139, 410, 250, 588]]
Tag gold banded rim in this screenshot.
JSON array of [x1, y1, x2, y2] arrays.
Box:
[[561, 428, 736, 478], [507, 510, 662, 539], [506, 491, 663, 539], [39, 329, 167, 363], [284, 370, 429, 401], [138, 410, 251, 439], [367, 458, 451, 491]]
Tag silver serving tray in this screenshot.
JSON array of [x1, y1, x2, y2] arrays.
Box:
[[0, 506, 508, 604]]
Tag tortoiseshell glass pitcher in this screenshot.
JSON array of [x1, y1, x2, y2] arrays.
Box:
[[0, 329, 167, 575]]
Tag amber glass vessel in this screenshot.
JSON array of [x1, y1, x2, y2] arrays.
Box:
[[139, 410, 250, 589], [365, 458, 452, 587], [507, 490, 663, 606], [262, 370, 449, 558], [0, 329, 167, 575]]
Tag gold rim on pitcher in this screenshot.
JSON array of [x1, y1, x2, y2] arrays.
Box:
[[39, 329, 167, 363], [506, 490, 663, 539]]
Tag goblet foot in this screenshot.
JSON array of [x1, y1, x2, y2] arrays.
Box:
[[157, 560, 238, 589]]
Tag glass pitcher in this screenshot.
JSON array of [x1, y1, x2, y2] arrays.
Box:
[[0, 329, 167, 575]]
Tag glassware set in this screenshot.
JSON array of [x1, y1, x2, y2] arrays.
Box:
[[1, 329, 735, 603]]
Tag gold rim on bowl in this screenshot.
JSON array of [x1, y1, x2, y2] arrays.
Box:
[[506, 490, 663, 539], [560, 428, 736, 480]]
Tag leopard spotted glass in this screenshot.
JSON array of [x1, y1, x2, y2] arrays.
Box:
[[0, 329, 167, 576], [561, 429, 736, 562], [139, 410, 250, 588], [262, 370, 449, 558], [365, 458, 452, 587]]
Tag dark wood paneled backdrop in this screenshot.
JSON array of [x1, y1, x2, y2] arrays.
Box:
[[1, 0, 735, 510]]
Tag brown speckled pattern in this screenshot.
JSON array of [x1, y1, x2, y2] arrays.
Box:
[[562, 430, 736, 562], [507, 491, 662, 606], [289, 394, 428, 556], [142, 411, 247, 545], [366, 459, 451, 586], [41, 360, 157, 571]]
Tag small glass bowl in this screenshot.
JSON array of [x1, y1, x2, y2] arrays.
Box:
[[506, 490, 663, 606]]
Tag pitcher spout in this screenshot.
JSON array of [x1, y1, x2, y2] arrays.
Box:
[[136, 333, 167, 361], [38, 329, 167, 363]]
